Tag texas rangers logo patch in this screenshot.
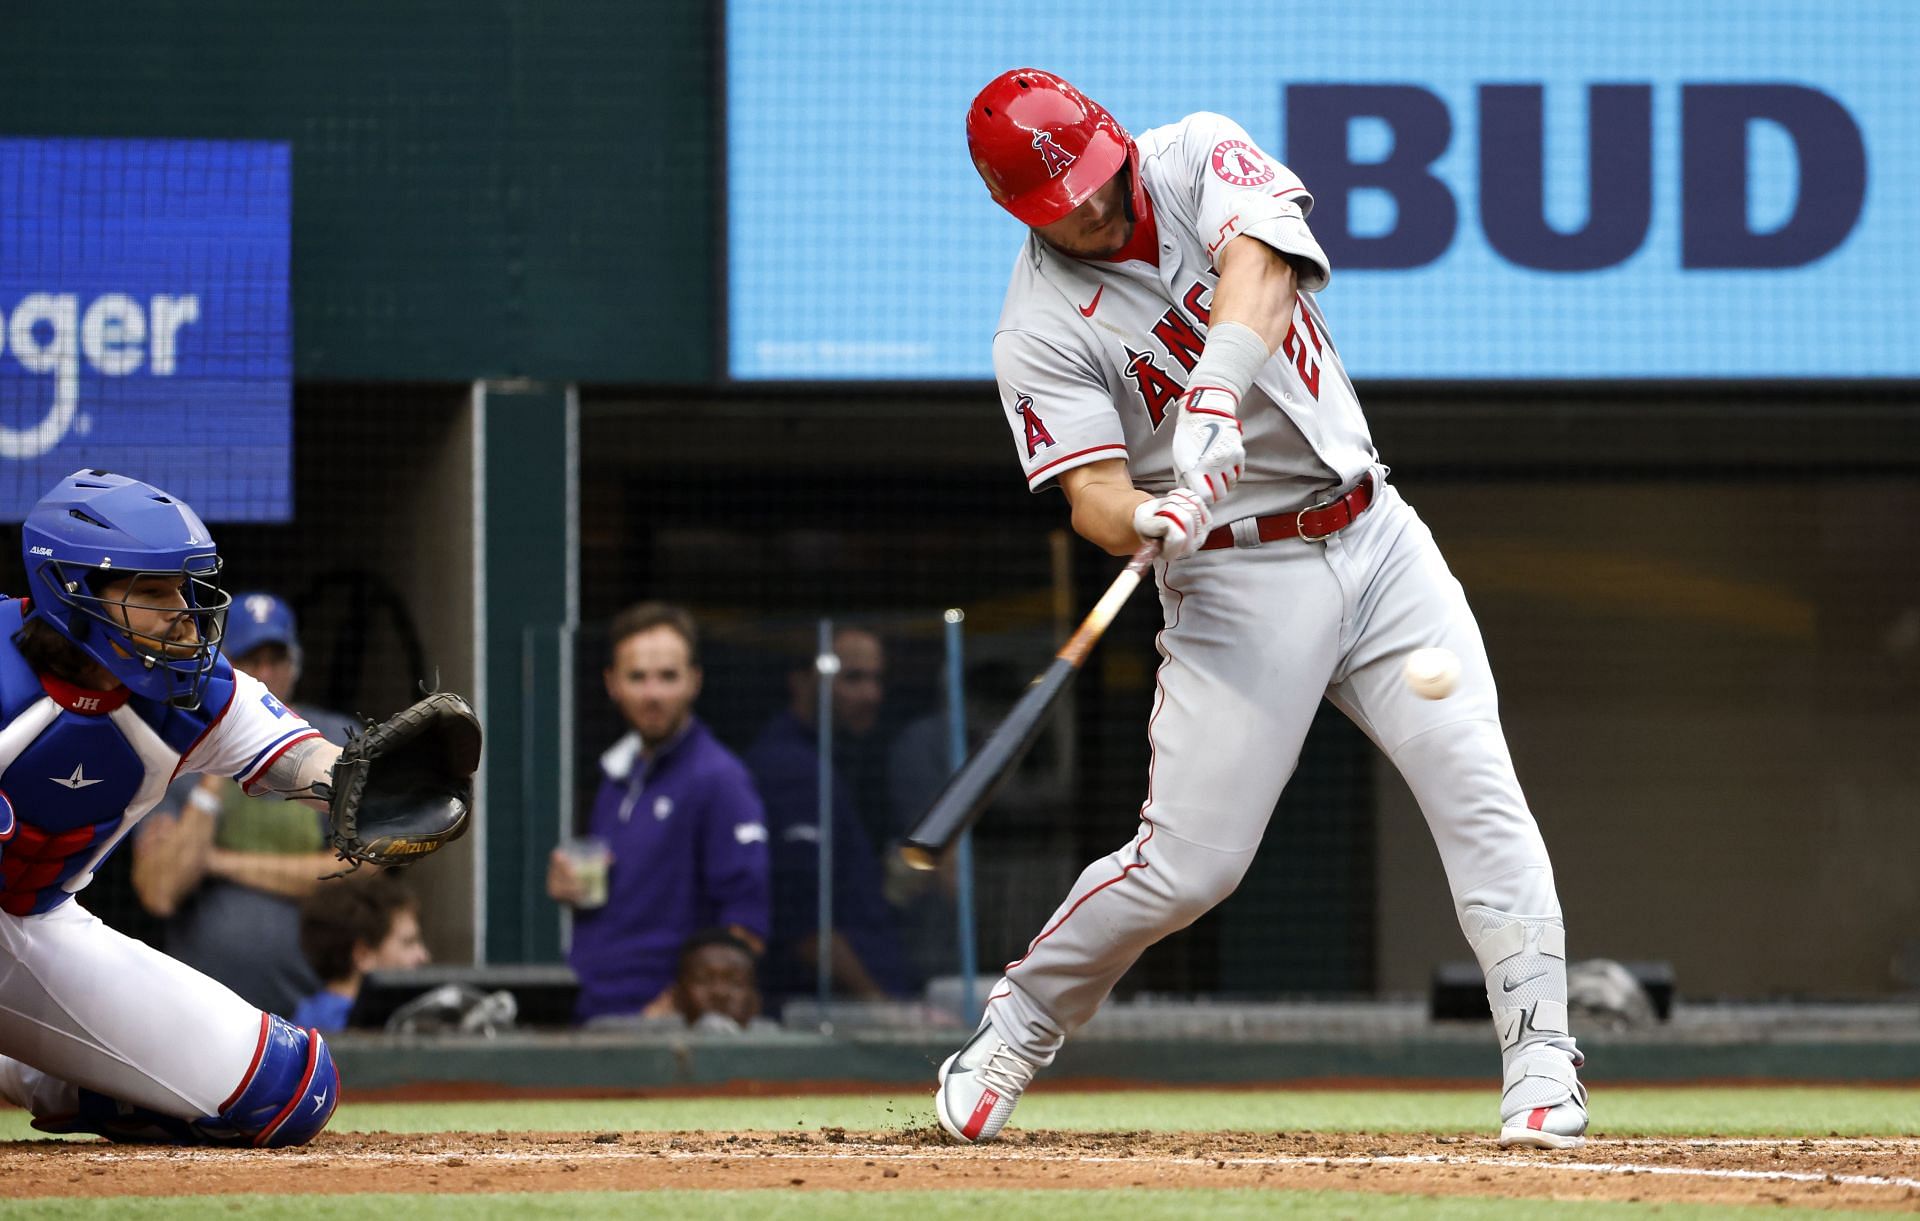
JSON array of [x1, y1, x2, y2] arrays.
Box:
[[1031, 130, 1077, 178], [1210, 139, 1275, 187]]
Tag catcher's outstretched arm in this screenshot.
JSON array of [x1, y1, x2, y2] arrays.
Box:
[[254, 737, 344, 809]]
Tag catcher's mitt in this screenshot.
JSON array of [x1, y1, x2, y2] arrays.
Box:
[[327, 691, 481, 870]]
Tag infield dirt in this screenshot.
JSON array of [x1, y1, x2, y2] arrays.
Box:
[[6, 1130, 1918, 1211]]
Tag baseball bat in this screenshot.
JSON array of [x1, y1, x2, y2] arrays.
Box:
[[900, 539, 1161, 870]]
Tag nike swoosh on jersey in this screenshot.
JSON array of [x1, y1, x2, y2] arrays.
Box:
[[1077, 285, 1104, 317]]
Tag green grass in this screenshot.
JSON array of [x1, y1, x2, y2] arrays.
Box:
[[9, 1085, 1910, 1142], [0, 1192, 1894, 1221]]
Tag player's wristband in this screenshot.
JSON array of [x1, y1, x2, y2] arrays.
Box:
[[1185, 321, 1270, 410]]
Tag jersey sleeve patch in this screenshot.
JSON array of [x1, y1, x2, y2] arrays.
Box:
[[1014, 393, 1057, 458], [994, 329, 1127, 493], [180, 668, 321, 784], [1210, 139, 1276, 187]]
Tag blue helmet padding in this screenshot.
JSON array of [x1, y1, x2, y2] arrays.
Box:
[[218, 1014, 340, 1148], [224, 591, 300, 664], [20, 470, 230, 707]]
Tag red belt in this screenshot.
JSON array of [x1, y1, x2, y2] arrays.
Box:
[[1197, 472, 1376, 551]]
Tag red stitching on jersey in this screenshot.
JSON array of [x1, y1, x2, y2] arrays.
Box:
[[1027, 443, 1128, 484], [1000, 820, 1157, 975]]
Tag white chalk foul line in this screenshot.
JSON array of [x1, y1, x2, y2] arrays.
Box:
[[59, 1142, 1920, 1192], [1174, 1153, 1920, 1192]]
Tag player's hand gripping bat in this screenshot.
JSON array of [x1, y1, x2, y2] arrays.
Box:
[[900, 539, 1161, 870]]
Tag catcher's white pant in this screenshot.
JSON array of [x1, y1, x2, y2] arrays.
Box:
[[987, 475, 1567, 1061], [0, 899, 263, 1119]]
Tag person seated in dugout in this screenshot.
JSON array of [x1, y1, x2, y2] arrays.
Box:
[[293, 873, 431, 1032], [746, 626, 919, 1007], [548, 602, 771, 1022]]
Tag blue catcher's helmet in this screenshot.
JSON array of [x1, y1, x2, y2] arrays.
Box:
[[20, 470, 232, 708]]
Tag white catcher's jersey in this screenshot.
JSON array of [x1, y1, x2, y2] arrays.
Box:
[[992, 112, 1378, 518]]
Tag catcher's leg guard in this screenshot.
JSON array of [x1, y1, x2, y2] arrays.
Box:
[[37, 1016, 341, 1147], [1461, 905, 1588, 1149], [213, 1014, 341, 1147]]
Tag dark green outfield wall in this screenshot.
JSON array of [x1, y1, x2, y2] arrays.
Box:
[[0, 0, 716, 382]]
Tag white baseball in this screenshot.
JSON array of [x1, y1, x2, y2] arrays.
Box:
[[1403, 647, 1461, 700]]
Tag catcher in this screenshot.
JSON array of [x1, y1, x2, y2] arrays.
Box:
[[0, 470, 478, 1146]]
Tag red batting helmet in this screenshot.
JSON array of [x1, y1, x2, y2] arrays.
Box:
[[966, 69, 1136, 227]]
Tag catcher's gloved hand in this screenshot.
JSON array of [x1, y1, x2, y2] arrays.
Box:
[[327, 691, 481, 870], [1132, 488, 1213, 560], [1170, 387, 1245, 505]]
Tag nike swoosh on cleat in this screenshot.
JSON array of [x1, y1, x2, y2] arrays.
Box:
[[1078, 285, 1104, 317], [1502, 970, 1548, 993]]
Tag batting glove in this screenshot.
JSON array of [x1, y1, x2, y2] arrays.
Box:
[[1132, 488, 1213, 560], [1170, 386, 1246, 506]]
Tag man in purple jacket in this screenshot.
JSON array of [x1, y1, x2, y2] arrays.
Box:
[[548, 603, 770, 1021]]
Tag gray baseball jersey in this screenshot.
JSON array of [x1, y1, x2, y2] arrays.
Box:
[[992, 112, 1375, 517]]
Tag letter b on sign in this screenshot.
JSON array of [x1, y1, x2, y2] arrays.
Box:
[[1285, 85, 1456, 270]]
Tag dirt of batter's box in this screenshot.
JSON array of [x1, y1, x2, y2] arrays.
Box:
[[3, 1130, 1917, 1211]]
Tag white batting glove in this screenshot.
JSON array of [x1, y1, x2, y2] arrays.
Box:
[[1170, 386, 1246, 505], [1132, 488, 1214, 560]]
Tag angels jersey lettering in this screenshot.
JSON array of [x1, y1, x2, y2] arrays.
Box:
[[991, 112, 1377, 517]]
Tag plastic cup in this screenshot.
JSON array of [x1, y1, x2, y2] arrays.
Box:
[[561, 836, 612, 909]]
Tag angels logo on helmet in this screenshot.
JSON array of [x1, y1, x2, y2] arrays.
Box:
[[1031, 130, 1077, 178]]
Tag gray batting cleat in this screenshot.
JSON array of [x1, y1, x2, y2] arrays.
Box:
[[1497, 1047, 1589, 1149], [934, 1023, 1037, 1144]]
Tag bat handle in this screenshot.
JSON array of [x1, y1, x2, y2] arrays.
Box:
[[1057, 539, 1161, 669]]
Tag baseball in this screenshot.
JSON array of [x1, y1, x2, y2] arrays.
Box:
[[1403, 647, 1461, 699]]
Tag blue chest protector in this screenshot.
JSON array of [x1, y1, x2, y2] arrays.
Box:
[[0, 598, 237, 916]]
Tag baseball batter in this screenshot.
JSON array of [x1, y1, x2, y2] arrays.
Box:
[[935, 70, 1586, 1149], [0, 471, 347, 1145]]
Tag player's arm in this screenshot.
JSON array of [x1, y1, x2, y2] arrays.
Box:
[[1210, 234, 1302, 351], [1060, 458, 1215, 561], [251, 736, 344, 810], [1059, 459, 1152, 555]]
